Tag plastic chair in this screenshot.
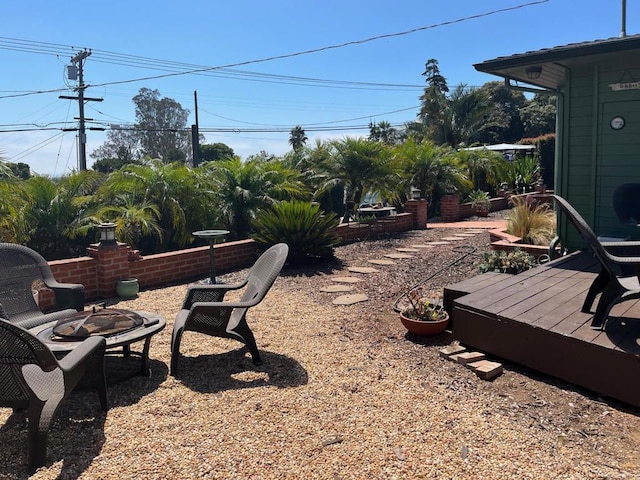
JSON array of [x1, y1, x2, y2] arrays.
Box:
[[170, 243, 289, 376]]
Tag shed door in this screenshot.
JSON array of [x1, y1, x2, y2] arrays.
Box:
[[597, 100, 640, 238]]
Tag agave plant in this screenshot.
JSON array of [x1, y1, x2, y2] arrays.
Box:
[[251, 201, 340, 264]]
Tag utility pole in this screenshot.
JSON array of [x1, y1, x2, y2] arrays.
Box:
[[59, 50, 103, 170], [191, 90, 201, 167]]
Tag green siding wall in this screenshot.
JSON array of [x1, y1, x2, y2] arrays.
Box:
[[559, 58, 640, 250]]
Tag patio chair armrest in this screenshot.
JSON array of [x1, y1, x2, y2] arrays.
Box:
[[43, 279, 85, 312], [181, 281, 247, 308], [190, 298, 260, 312], [58, 336, 106, 372]]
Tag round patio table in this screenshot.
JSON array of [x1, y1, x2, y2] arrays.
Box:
[[193, 229, 230, 284], [33, 311, 166, 381]]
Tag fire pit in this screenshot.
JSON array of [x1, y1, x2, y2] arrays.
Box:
[[51, 308, 145, 340], [34, 309, 166, 381]]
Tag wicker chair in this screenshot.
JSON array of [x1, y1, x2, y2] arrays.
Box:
[[0, 317, 108, 471], [547, 194, 640, 330], [0, 243, 84, 330], [171, 243, 289, 376]]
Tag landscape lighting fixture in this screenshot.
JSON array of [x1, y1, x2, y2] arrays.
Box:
[[525, 66, 543, 80], [98, 222, 117, 245], [410, 188, 421, 200]]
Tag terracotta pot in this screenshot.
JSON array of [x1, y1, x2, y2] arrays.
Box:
[[400, 310, 449, 336]]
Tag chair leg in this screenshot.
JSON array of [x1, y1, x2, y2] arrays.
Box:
[[27, 401, 49, 471], [591, 283, 625, 330], [235, 319, 263, 365], [170, 328, 184, 376], [582, 269, 609, 313]]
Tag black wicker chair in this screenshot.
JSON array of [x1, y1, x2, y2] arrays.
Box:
[[546, 194, 640, 330], [170, 243, 289, 376], [0, 317, 107, 471], [0, 243, 84, 330]]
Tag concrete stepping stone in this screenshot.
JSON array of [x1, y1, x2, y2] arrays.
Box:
[[425, 241, 450, 245], [465, 229, 486, 234], [411, 244, 436, 249], [332, 293, 368, 305], [441, 236, 465, 241], [331, 276, 363, 284], [348, 266, 380, 274], [384, 253, 414, 259], [368, 259, 396, 266], [320, 285, 353, 293], [396, 248, 420, 252], [454, 233, 476, 238]]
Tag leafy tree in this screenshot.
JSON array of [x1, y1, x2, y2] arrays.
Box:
[[520, 95, 557, 138], [476, 81, 527, 144], [200, 143, 235, 162], [133, 88, 191, 162], [289, 126, 308, 152], [90, 128, 139, 165], [418, 59, 450, 142], [92, 145, 143, 173], [91, 88, 191, 164]]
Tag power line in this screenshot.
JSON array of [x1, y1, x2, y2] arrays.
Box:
[[0, 1, 548, 98]]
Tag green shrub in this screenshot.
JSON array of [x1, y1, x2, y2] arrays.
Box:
[[478, 249, 537, 275], [252, 201, 341, 264]]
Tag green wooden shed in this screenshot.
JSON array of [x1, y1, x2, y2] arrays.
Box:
[[474, 34, 640, 248]]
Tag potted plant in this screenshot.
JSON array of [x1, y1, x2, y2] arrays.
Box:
[[399, 287, 449, 336], [466, 190, 491, 217]]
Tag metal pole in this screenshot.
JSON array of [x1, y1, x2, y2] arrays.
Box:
[[621, 0, 627, 38]]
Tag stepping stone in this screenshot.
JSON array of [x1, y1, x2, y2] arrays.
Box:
[[368, 259, 396, 266], [439, 344, 467, 359], [441, 236, 465, 241], [425, 241, 450, 245], [332, 293, 368, 305], [331, 276, 363, 284], [454, 233, 476, 238], [348, 266, 380, 274], [411, 244, 436, 249], [465, 229, 486, 234], [468, 360, 504, 380], [320, 285, 353, 293], [384, 253, 414, 259], [396, 248, 420, 253], [456, 351, 486, 365]]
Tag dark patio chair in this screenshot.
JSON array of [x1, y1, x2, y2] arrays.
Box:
[[546, 194, 640, 330], [0, 317, 107, 471], [170, 243, 289, 376], [612, 183, 640, 227], [0, 243, 85, 330]]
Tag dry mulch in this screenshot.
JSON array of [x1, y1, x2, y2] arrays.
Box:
[[2, 214, 640, 479]]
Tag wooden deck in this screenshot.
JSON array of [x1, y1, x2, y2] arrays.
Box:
[[443, 251, 640, 408]]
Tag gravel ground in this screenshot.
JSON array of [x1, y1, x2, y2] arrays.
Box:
[[2, 213, 640, 479]]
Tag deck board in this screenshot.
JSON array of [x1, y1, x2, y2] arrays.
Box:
[[444, 251, 640, 408]]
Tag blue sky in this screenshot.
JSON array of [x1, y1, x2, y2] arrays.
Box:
[[1, 0, 638, 176]]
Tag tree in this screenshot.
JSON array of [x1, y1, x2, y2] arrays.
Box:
[[476, 81, 526, 144], [289, 126, 308, 152], [200, 142, 235, 162], [520, 95, 557, 138], [91, 88, 191, 165], [418, 59, 450, 142], [204, 156, 307, 239], [368, 121, 399, 145], [316, 137, 397, 220], [133, 88, 191, 162]]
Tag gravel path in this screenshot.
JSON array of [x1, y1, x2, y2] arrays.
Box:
[[2, 215, 640, 479]]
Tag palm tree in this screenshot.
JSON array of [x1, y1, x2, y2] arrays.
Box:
[[97, 159, 201, 251], [204, 156, 307, 239], [392, 138, 469, 214], [317, 137, 398, 221], [289, 126, 308, 152]]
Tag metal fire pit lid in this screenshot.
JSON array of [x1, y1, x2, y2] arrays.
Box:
[[52, 308, 145, 340]]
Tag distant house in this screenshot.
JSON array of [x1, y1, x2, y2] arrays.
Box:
[[475, 34, 640, 247]]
